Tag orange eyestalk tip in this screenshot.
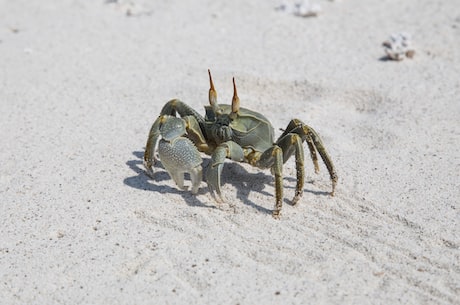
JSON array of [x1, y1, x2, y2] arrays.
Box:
[[231, 77, 240, 114], [208, 69, 214, 90], [208, 69, 217, 108]]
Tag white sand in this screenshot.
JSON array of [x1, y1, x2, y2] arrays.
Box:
[[1, 0, 459, 304]]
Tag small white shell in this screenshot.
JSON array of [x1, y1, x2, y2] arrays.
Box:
[[382, 33, 415, 61], [276, 0, 321, 17]]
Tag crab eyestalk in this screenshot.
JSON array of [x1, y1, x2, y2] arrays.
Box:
[[208, 69, 219, 114], [230, 77, 240, 119]]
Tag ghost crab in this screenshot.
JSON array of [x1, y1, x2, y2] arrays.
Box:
[[144, 70, 337, 218]]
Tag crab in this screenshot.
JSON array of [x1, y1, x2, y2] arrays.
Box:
[[144, 70, 337, 218]]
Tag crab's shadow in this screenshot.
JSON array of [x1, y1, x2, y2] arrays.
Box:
[[124, 151, 329, 214], [124, 151, 212, 208]]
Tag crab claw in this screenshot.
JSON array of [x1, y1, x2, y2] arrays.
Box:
[[158, 117, 203, 194], [159, 137, 202, 194]]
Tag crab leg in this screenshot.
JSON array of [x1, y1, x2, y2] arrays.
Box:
[[308, 127, 338, 195], [253, 145, 284, 218], [278, 119, 319, 172], [206, 141, 244, 201], [277, 119, 337, 196], [158, 99, 206, 122], [144, 115, 163, 177], [275, 133, 305, 205]]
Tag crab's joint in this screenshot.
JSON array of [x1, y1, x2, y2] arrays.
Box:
[[158, 115, 169, 126]]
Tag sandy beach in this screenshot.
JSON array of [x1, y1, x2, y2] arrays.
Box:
[[1, 0, 459, 304]]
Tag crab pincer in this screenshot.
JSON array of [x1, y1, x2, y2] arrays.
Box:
[[157, 116, 203, 194]]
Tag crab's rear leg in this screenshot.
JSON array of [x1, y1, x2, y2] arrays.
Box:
[[206, 141, 244, 202], [278, 119, 338, 196], [275, 133, 305, 205], [252, 146, 284, 218], [308, 127, 338, 195]]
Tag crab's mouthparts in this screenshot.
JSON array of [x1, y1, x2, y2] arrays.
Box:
[[212, 125, 233, 143]]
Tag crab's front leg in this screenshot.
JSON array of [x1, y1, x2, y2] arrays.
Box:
[[157, 116, 203, 194], [206, 141, 244, 201], [144, 115, 162, 177]]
